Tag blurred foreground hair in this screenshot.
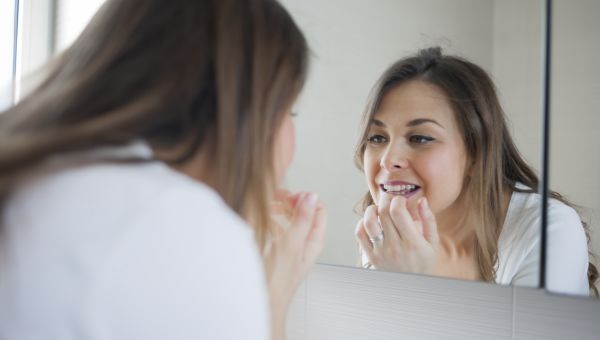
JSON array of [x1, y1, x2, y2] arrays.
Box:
[[0, 0, 309, 250]]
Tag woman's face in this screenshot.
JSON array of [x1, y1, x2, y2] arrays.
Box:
[[363, 80, 470, 223], [274, 111, 296, 184]]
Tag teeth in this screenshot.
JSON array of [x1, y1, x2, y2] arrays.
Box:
[[383, 184, 417, 192]]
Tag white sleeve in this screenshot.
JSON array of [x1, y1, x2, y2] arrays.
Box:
[[81, 189, 270, 340], [545, 202, 590, 296]]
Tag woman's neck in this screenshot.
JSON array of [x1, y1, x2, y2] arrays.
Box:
[[432, 188, 514, 281], [434, 210, 479, 280], [152, 142, 216, 188], [435, 197, 476, 252]]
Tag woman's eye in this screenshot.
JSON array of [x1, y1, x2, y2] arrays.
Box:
[[409, 135, 435, 144], [367, 135, 387, 144]]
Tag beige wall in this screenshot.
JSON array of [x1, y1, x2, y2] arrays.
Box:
[[492, 0, 543, 172]]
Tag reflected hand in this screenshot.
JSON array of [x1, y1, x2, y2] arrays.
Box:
[[355, 194, 439, 274]]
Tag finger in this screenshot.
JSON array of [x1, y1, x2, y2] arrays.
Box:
[[355, 220, 376, 261], [389, 195, 421, 243], [377, 193, 402, 243], [307, 201, 327, 243], [406, 199, 421, 224], [289, 192, 319, 242], [274, 188, 293, 200], [418, 197, 439, 245], [305, 203, 327, 263], [287, 192, 303, 210], [280, 190, 304, 216], [406, 201, 423, 236], [272, 189, 294, 216], [270, 201, 286, 215], [363, 205, 384, 245]]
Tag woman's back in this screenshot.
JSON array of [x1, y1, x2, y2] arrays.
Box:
[[0, 142, 269, 339]]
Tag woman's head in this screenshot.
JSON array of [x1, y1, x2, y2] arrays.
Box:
[[0, 0, 309, 247], [361, 79, 470, 226], [355, 47, 538, 281]]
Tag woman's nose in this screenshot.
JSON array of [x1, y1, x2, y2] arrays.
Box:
[[380, 144, 409, 171]]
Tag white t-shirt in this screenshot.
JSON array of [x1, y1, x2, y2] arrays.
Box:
[[0, 142, 269, 340], [496, 184, 590, 295]]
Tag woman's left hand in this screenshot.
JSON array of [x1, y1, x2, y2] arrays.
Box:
[[355, 194, 440, 275], [265, 189, 327, 340]]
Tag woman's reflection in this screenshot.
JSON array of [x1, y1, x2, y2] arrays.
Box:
[[354, 47, 596, 296]]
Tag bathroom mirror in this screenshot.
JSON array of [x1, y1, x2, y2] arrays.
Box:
[[18, 0, 550, 289], [281, 0, 547, 287], [546, 0, 600, 296]]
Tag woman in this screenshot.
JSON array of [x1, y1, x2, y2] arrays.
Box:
[[354, 47, 597, 296], [0, 1, 325, 339]]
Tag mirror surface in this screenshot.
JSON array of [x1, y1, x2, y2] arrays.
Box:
[[282, 0, 546, 287], [29, 0, 560, 290], [547, 0, 600, 296]]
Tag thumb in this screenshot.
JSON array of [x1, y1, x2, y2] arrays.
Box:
[[305, 202, 327, 264], [290, 193, 319, 242]]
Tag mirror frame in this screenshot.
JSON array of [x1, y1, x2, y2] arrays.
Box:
[[539, 0, 551, 291]]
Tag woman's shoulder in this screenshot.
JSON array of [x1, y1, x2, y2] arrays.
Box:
[[4, 146, 256, 262], [497, 185, 588, 291], [1, 147, 268, 339], [505, 185, 582, 233], [498, 184, 585, 261], [9, 140, 244, 226]]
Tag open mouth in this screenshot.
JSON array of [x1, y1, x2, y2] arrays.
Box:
[[380, 183, 421, 198]]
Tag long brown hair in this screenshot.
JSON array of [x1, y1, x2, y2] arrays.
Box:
[[0, 0, 309, 250], [354, 47, 598, 294]]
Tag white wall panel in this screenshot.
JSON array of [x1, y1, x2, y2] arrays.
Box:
[[288, 264, 600, 340], [513, 287, 600, 340]]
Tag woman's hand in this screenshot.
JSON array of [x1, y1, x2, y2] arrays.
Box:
[[264, 190, 327, 340], [355, 194, 440, 275]]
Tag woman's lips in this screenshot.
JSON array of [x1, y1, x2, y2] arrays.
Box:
[[379, 181, 421, 198]]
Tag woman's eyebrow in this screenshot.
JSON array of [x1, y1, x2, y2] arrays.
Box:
[[369, 119, 387, 127], [406, 118, 445, 129], [370, 118, 445, 129]]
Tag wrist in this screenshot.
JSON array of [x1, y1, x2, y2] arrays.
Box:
[[270, 299, 289, 340]]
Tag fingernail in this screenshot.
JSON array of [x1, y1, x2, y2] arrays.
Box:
[[421, 197, 429, 210], [305, 193, 318, 207]]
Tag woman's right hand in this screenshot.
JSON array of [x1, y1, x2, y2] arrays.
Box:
[[264, 190, 327, 340], [355, 194, 440, 275]]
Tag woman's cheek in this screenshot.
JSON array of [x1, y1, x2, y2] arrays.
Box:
[[274, 114, 296, 183], [363, 151, 380, 201]]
